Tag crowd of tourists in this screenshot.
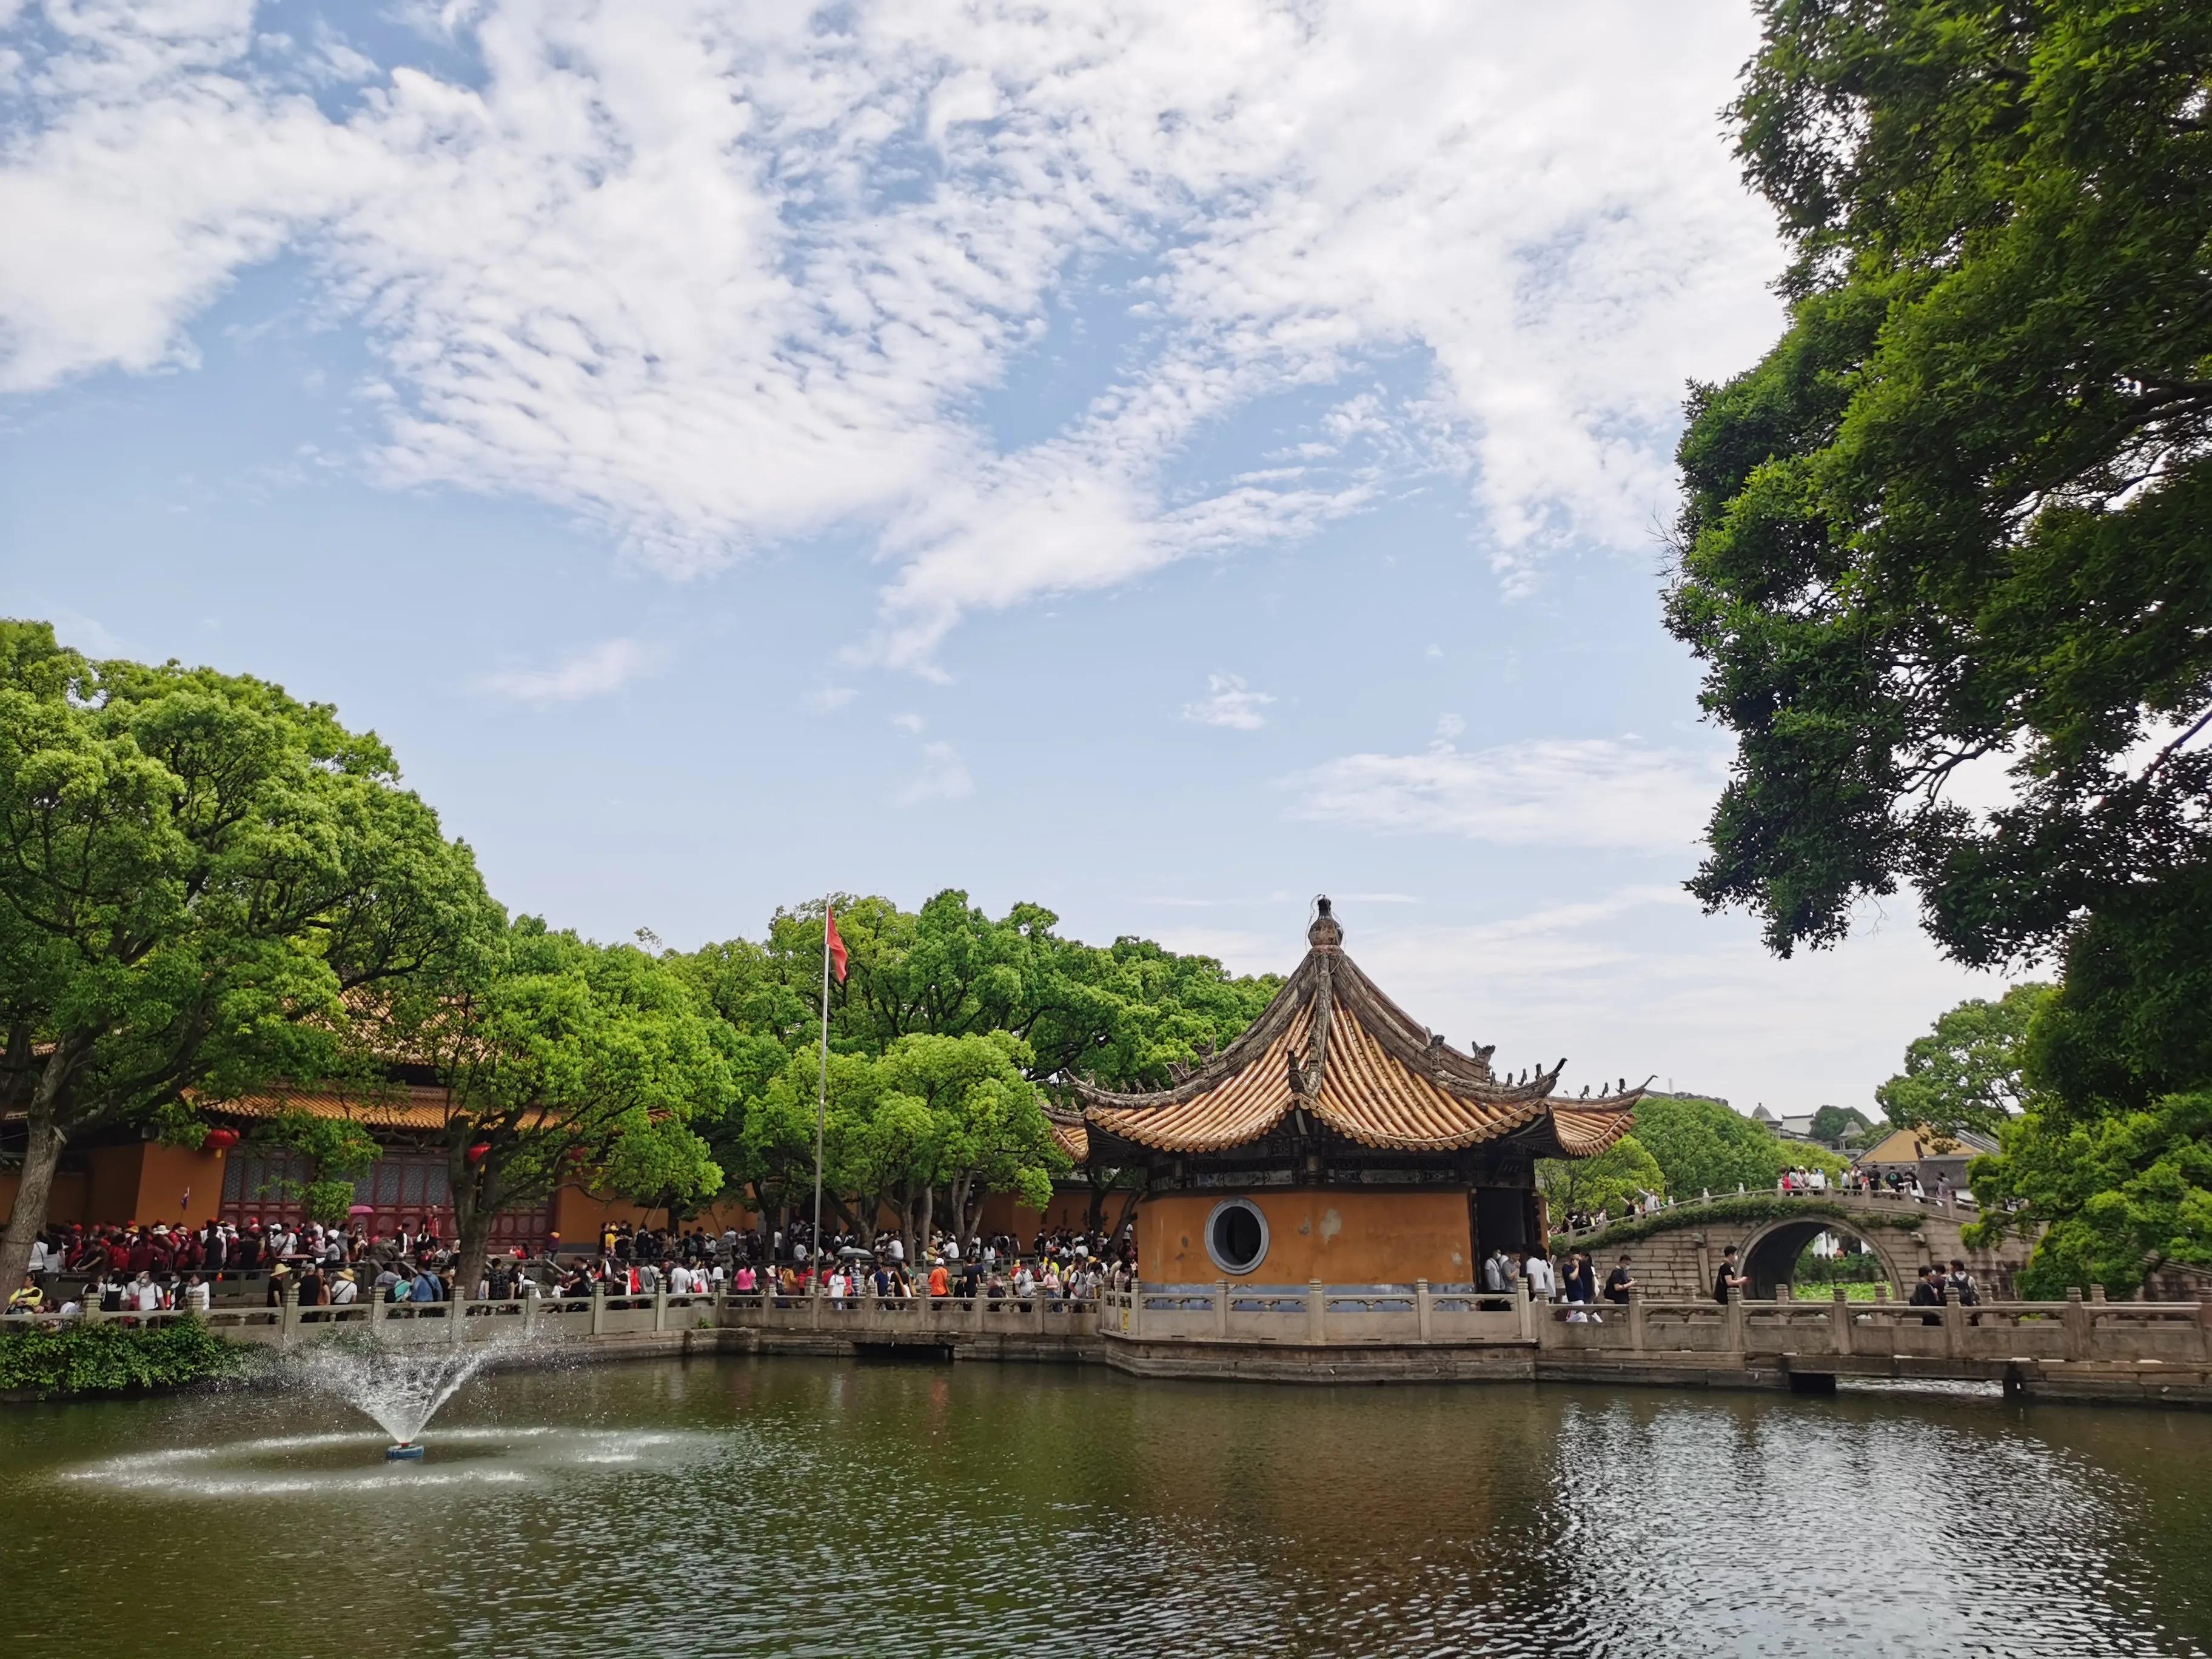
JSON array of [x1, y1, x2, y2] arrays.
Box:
[[1481, 1245, 1638, 1319], [701, 1221, 1140, 1305], [5, 1214, 1142, 1318]]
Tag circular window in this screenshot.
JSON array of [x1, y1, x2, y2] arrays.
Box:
[[1205, 1198, 1270, 1276]]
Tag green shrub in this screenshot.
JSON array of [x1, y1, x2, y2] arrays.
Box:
[[0, 1317, 250, 1398]]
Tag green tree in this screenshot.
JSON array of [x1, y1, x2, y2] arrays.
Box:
[[1808, 1104, 1875, 1149], [1875, 983, 2054, 1141], [1632, 1097, 1845, 1198], [0, 623, 491, 1289], [1969, 1089, 2212, 1298], [1667, 2, 2212, 1295], [1538, 1134, 1666, 1222], [727, 891, 1278, 1088], [1965, 878, 2212, 1292], [381, 920, 733, 1287], [682, 890, 1276, 1239], [1667, 1, 2212, 969]]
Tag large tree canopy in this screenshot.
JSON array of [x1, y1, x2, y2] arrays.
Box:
[[1672, 1, 2212, 1295], [0, 622, 491, 1288], [685, 891, 1279, 1090], [1875, 982, 2054, 1142], [1667, 0, 2211, 967], [679, 891, 1278, 1249], [1631, 1096, 1846, 1199], [379, 920, 734, 1287]]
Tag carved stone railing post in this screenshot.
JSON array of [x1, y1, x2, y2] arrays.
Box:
[[521, 1289, 538, 1339], [450, 1293, 466, 1344], [1307, 1279, 1325, 1342], [1215, 1279, 1230, 1339], [652, 1289, 669, 1333], [2063, 1286, 2087, 1359], [1415, 1278, 1433, 1342], [1627, 1287, 1647, 1353], [1724, 1285, 1745, 1355], [1941, 1288, 1963, 1359], [1829, 1287, 1852, 1356], [589, 1282, 606, 1337], [1515, 1277, 1533, 1342], [281, 1281, 300, 1352]]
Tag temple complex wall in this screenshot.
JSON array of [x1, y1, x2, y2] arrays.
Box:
[[1138, 1187, 1474, 1285], [975, 1185, 1095, 1239], [549, 1186, 756, 1248]]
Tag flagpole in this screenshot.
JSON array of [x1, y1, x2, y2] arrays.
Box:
[[811, 893, 831, 1289]]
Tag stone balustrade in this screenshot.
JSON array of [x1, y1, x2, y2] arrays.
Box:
[[14, 1278, 2207, 1404], [8, 1286, 724, 1350]]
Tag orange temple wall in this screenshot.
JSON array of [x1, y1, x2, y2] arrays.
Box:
[[1137, 1187, 1473, 1285]]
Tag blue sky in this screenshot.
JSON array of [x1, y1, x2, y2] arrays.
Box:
[[0, 1, 2006, 1114]]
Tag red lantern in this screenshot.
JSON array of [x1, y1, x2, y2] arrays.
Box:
[[203, 1127, 240, 1151], [465, 1141, 493, 1166]]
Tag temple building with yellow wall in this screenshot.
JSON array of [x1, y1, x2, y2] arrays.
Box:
[[1067, 897, 1645, 1288]]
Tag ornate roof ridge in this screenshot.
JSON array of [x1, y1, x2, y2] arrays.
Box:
[[1071, 897, 1646, 1159]]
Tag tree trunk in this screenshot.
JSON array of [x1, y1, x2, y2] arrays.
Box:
[[452, 1173, 500, 1296], [950, 1173, 973, 1247], [915, 1185, 933, 1267], [960, 1187, 987, 1246], [0, 1105, 65, 1290]]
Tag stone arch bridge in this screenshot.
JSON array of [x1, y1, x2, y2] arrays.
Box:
[[1553, 1189, 2036, 1301]]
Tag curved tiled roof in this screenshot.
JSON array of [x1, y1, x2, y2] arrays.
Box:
[[1045, 1114, 1090, 1164], [209, 1085, 457, 1132], [1537, 1103, 1639, 1159], [1072, 898, 1644, 1159], [1085, 999, 1313, 1152]]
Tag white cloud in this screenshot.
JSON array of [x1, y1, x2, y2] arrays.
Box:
[[1287, 735, 1726, 853], [1182, 671, 1275, 731], [0, 2, 1783, 666], [890, 711, 925, 734], [803, 686, 858, 713], [895, 740, 973, 807], [43, 607, 130, 657], [480, 636, 655, 703]]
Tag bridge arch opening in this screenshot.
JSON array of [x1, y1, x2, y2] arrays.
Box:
[[1740, 1219, 1899, 1301]]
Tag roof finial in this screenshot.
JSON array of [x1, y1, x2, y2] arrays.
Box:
[[1307, 893, 1342, 950]]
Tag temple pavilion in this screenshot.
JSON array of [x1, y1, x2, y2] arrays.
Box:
[[1066, 897, 1646, 1288]]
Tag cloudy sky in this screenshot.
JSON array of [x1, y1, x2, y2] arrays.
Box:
[[0, 0, 2006, 1114]]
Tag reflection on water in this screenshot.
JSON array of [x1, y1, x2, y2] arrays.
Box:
[[4, 1357, 2210, 1658]]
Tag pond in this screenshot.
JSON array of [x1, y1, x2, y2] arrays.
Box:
[[5, 1356, 2210, 1657]]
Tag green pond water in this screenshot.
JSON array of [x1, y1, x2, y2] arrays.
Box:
[[4, 1356, 2211, 1657]]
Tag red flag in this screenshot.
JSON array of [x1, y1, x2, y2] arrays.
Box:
[[825, 907, 849, 985]]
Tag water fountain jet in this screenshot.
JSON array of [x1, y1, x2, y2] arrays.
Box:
[[289, 1332, 527, 1460]]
